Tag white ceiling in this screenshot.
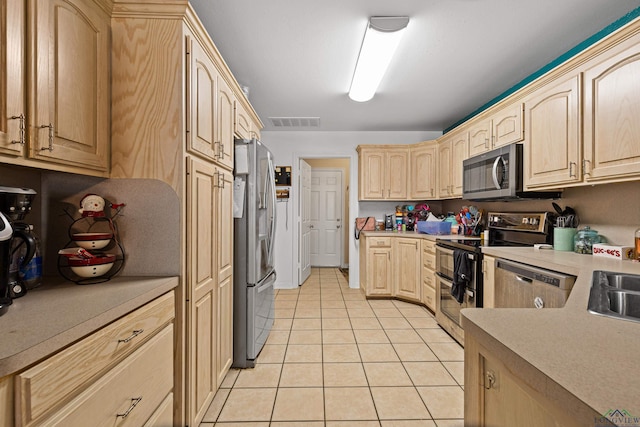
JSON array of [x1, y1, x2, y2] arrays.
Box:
[[190, 0, 640, 132]]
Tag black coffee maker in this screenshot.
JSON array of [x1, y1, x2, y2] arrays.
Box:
[[0, 186, 37, 316]]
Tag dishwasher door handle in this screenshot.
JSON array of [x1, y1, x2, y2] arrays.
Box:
[[515, 275, 533, 284]]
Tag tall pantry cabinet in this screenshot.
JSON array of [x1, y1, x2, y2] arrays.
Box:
[[110, 2, 262, 426]]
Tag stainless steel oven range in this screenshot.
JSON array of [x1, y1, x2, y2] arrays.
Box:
[[435, 212, 556, 345], [435, 239, 483, 345]]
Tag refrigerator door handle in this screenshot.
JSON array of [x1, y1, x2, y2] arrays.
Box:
[[267, 156, 277, 266]]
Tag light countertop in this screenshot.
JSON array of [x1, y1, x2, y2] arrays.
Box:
[[463, 247, 640, 418], [361, 230, 471, 241], [0, 275, 179, 377]]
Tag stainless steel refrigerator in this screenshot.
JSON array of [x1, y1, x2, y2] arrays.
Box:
[[232, 138, 277, 368]]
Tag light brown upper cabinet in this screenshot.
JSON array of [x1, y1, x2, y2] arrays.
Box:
[[468, 103, 524, 157], [1, 0, 110, 175], [523, 74, 581, 189], [216, 77, 235, 170], [189, 37, 219, 161], [437, 132, 468, 198], [583, 30, 640, 183], [357, 145, 409, 200], [234, 100, 252, 140], [0, 0, 26, 158], [410, 141, 437, 199], [188, 37, 234, 170]]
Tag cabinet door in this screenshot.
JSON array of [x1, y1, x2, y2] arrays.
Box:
[[234, 101, 252, 139], [188, 37, 218, 161], [29, 0, 109, 171], [216, 77, 235, 170], [583, 33, 640, 181], [216, 169, 233, 385], [492, 103, 524, 148], [450, 133, 469, 197], [410, 143, 436, 199], [0, 0, 26, 157], [367, 247, 392, 296], [524, 75, 581, 188], [481, 349, 577, 427], [482, 255, 496, 308], [359, 149, 385, 199], [469, 121, 491, 156], [186, 157, 217, 424], [437, 140, 452, 198], [386, 149, 409, 199], [393, 238, 421, 301]]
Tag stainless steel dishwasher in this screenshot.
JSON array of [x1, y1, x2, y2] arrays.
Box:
[[494, 259, 576, 308]]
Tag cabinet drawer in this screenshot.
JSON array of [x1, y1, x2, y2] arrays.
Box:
[[422, 267, 435, 289], [422, 240, 436, 255], [144, 392, 174, 427], [369, 237, 391, 247], [40, 324, 173, 427], [16, 292, 175, 425], [422, 253, 436, 270], [422, 284, 436, 310]]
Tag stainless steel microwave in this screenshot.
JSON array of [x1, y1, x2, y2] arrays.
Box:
[[462, 143, 560, 201]]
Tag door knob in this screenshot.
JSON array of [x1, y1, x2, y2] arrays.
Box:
[[336, 225, 341, 229]]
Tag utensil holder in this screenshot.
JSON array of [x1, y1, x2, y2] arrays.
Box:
[[553, 227, 577, 251]]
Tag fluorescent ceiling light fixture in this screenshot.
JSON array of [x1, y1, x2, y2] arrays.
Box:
[[349, 16, 409, 102]]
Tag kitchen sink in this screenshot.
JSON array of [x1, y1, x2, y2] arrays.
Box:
[[608, 291, 640, 318], [600, 272, 640, 292], [588, 271, 640, 323]]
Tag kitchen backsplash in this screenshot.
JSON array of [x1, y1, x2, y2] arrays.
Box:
[[356, 181, 639, 246], [441, 180, 639, 246], [0, 164, 181, 278]]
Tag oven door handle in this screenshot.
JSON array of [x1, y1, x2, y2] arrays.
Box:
[[436, 272, 453, 283], [439, 273, 474, 297], [436, 246, 455, 257]]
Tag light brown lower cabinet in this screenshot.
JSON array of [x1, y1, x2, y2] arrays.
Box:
[[38, 325, 173, 426], [393, 238, 422, 302], [421, 240, 437, 311], [11, 291, 175, 427], [465, 329, 599, 427], [363, 236, 393, 297], [360, 235, 424, 304]]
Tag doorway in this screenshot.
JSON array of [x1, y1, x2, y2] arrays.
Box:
[[298, 157, 350, 285]]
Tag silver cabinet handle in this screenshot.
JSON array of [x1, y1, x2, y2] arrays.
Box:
[[10, 114, 25, 145], [213, 170, 225, 189], [583, 159, 591, 176], [117, 397, 142, 418], [485, 138, 489, 149], [118, 329, 144, 343], [569, 161, 576, 178], [39, 123, 54, 151]]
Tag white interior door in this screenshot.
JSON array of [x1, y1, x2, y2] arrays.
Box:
[[298, 159, 312, 284], [310, 169, 342, 267]]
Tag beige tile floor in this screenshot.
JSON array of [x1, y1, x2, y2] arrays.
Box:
[[200, 267, 464, 427]]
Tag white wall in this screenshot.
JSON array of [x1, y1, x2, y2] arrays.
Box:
[[261, 130, 442, 289]]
